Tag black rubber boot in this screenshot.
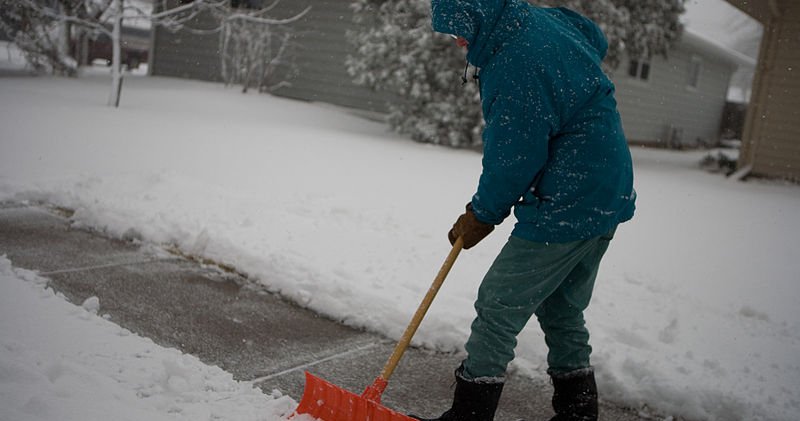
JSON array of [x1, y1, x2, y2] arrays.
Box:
[[549, 368, 598, 421], [410, 365, 505, 421]]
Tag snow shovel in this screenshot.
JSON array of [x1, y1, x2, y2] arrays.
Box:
[[293, 236, 465, 421]]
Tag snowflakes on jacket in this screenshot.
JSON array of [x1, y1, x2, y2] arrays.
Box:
[[432, 0, 636, 243]]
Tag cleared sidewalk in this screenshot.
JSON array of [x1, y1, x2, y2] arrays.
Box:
[[0, 202, 647, 420]]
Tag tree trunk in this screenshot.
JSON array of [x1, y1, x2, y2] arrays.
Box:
[[57, 3, 75, 76], [58, 20, 70, 63], [108, 0, 123, 107], [78, 31, 89, 67]]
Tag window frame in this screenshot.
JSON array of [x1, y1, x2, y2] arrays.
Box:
[[628, 59, 652, 83], [687, 55, 703, 91]]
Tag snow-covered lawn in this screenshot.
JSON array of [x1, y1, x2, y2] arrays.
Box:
[[1, 71, 798, 421]]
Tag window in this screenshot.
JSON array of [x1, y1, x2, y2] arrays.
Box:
[[628, 59, 651, 81], [688, 56, 703, 89]]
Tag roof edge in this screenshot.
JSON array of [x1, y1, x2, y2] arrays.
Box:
[[681, 28, 757, 69]]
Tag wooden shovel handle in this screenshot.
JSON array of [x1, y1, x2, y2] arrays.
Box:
[[379, 236, 464, 381]]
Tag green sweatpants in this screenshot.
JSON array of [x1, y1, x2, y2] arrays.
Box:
[[462, 229, 614, 379]]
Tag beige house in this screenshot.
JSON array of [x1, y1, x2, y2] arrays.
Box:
[[726, 0, 800, 180], [611, 29, 753, 148]]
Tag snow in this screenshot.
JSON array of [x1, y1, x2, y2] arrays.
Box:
[[0, 256, 299, 421], [683, 0, 762, 103], [683, 0, 760, 51], [1, 71, 799, 421]]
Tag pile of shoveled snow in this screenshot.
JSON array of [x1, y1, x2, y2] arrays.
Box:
[[0, 255, 311, 421]]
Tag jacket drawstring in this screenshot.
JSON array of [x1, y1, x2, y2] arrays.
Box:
[[461, 60, 480, 86]]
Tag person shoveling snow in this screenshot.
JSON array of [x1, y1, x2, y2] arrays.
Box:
[[414, 1, 636, 420]]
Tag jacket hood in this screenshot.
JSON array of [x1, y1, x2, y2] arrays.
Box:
[[431, 0, 505, 43], [432, 1, 609, 66], [431, 0, 508, 66]]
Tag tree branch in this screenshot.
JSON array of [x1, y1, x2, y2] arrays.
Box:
[[226, 6, 310, 26], [19, 0, 111, 36], [149, 0, 226, 20]]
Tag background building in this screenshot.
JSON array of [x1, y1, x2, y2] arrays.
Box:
[[611, 29, 754, 147]]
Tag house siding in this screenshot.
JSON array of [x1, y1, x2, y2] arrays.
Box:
[[611, 37, 736, 147], [266, 0, 390, 113], [150, 0, 389, 113], [150, 1, 222, 82], [742, 1, 800, 180]]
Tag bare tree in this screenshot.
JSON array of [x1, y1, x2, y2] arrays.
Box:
[[0, 0, 109, 76], [106, 0, 230, 107], [1, 0, 309, 105], [1, 0, 230, 106], [218, 2, 309, 93]]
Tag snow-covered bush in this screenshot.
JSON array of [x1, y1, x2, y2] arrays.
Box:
[[606, 0, 685, 68], [346, 0, 685, 148], [347, 0, 482, 148]]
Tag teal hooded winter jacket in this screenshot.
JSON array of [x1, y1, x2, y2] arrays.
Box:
[[432, 0, 636, 243]]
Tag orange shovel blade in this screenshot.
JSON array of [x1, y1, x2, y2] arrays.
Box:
[[294, 372, 417, 421]]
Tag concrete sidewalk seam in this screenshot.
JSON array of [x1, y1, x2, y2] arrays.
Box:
[[250, 341, 383, 385], [38, 258, 176, 276]]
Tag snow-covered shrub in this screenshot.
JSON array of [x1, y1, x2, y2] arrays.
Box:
[[700, 150, 739, 176], [347, 0, 482, 148], [346, 0, 685, 148]]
